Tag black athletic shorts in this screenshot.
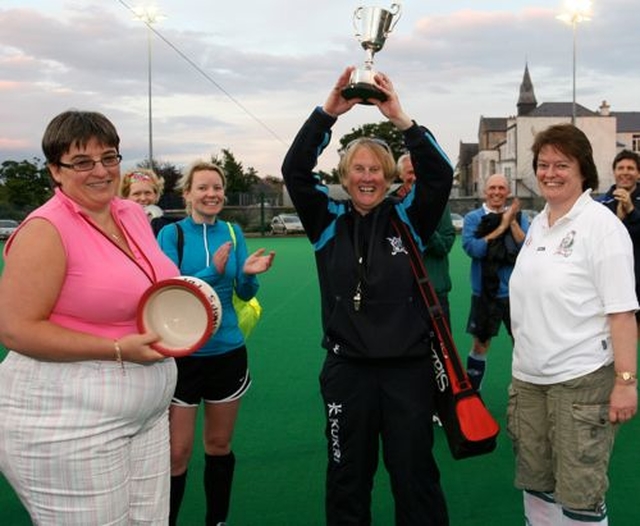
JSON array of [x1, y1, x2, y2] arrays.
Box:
[[172, 346, 251, 406], [466, 294, 512, 343]]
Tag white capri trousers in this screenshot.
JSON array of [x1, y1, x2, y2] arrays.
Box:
[[0, 351, 177, 525]]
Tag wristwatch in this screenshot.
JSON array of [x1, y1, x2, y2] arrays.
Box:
[[615, 371, 637, 382]]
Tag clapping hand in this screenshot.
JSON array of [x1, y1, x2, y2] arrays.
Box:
[[613, 188, 634, 219], [503, 198, 521, 225], [243, 248, 276, 275], [212, 242, 233, 274]]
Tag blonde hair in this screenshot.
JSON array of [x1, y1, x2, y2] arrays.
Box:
[[178, 160, 227, 213], [338, 138, 397, 185], [119, 168, 164, 200]]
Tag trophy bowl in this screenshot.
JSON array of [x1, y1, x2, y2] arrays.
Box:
[[342, 69, 384, 105], [342, 3, 402, 104], [137, 276, 222, 357]]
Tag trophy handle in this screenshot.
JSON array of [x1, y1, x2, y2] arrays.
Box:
[[388, 3, 402, 33], [353, 7, 364, 40]]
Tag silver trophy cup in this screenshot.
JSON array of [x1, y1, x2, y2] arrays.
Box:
[[342, 3, 402, 104]]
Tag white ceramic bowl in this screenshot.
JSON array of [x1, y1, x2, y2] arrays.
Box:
[[137, 276, 222, 357]]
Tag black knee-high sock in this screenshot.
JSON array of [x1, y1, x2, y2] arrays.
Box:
[[204, 452, 236, 526], [169, 471, 188, 526]]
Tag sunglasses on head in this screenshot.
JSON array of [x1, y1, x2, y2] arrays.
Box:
[[342, 137, 392, 155]]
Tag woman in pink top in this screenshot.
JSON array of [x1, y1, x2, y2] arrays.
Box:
[[0, 110, 179, 525]]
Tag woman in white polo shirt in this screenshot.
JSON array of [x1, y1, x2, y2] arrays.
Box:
[[508, 123, 638, 525]]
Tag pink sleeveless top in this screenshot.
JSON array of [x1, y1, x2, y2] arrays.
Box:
[[5, 189, 179, 339]]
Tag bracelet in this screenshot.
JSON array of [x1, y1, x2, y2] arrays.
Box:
[[615, 371, 636, 383], [114, 339, 126, 375]]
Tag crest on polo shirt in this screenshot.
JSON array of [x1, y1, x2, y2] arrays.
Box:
[[555, 230, 576, 258]]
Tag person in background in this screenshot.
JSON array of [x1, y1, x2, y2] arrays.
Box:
[[508, 123, 638, 525], [395, 152, 455, 323], [0, 110, 179, 524], [157, 160, 275, 526], [120, 168, 171, 235], [461, 173, 528, 391], [120, 168, 165, 207], [597, 150, 640, 336], [282, 67, 452, 526]]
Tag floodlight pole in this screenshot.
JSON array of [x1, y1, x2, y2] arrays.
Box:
[[557, 1, 592, 126], [135, 6, 165, 167], [572, 18, 578, 126], [147, 25, 154, 165]]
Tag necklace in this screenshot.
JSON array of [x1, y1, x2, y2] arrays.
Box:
[[110, 232, 121, 242]]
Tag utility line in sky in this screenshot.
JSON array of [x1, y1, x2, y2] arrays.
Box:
[[116, 0, 287, 145]]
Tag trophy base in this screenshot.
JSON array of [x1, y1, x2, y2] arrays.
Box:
[[342, 82, 387, 105]]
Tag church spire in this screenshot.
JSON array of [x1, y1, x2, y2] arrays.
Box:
[[517, 63, 537, 116]]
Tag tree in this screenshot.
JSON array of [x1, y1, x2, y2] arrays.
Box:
[[319, 169, 340, 185], [211, 149, 261, 203], [156, 162, 184, 211], [154, 161, 182, 195], [0, 158, 52, 211], [338, 121, 405, 160]]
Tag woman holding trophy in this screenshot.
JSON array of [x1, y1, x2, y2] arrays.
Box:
[[281, 66, 453, 525]]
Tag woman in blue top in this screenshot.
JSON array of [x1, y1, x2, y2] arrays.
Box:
[[157, 160, 275, 526]]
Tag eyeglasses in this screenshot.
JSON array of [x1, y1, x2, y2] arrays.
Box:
[[58, 154, 122, 172]]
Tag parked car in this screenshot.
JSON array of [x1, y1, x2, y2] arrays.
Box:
[[450, 213, 464, 233], [270, 214, 304, 235], [0, 219, 19, 240]]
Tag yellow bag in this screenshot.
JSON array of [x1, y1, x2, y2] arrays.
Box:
[[232, 294, 262, 339], [227, 222, 262, 339]]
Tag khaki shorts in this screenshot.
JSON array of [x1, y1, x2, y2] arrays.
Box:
[[507, 365, 615, 510]]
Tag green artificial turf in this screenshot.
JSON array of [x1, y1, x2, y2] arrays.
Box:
[[1, 236, 639, 524]]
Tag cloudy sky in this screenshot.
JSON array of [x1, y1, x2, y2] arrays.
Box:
[[0, 0, 637, 178]]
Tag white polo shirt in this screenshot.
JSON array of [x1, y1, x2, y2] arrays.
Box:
[[510, 191, 638, 385]]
